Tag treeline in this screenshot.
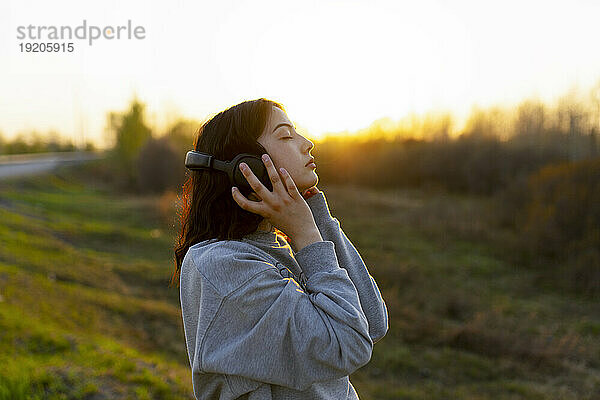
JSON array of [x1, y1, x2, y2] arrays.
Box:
[[0, 132, 95, 154], [314, 134, 568, 196], [94, 84, 600, 196]]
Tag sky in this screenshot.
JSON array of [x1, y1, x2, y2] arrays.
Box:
[[1, 0, 600, 149]]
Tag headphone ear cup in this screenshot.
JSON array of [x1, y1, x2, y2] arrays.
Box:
[[232, 155, 274, 194]]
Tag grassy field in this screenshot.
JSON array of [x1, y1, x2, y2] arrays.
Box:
[[0, 162, 598, 399]]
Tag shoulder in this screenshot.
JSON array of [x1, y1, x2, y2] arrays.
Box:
[[187, 240, 279, 297]]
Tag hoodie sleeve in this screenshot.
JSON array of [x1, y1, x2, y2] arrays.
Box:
[[198, 240, 373, 393], [304, 190, 389, 343]]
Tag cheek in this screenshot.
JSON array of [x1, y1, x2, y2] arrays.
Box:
[[268, 144, 295, 170], [262, 143, 282, 166], [269, 155, 289, 174]]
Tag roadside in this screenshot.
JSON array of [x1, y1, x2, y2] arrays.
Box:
[[0, 151, 107, 179]]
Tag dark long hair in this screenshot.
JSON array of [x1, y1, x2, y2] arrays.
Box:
[[172, 98, 284, 285]]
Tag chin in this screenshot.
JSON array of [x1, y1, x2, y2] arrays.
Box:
[[298, 173, 319, 192]]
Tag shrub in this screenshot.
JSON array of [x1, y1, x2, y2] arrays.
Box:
[[497, 157, 600, 295], [522, 158, 600, 258], [135, 137, 185, 194]]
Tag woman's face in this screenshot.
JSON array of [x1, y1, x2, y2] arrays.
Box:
[[257, 106, 318, 193]]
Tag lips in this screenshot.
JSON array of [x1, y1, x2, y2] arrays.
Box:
[[305, 157, 315, 167]]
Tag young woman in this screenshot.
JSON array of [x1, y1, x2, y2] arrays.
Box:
[[174, 98, 388, 399]]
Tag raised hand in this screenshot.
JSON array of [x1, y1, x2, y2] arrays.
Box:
[[231, 154, 322, 251]]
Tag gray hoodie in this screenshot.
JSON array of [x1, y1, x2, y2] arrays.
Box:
[[179, 190, 389, 399]]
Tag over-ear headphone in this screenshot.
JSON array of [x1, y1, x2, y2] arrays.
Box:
[[185, 150, 273, 194]]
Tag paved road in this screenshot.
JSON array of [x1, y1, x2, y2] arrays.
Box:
[[0, 151, 106, 179]]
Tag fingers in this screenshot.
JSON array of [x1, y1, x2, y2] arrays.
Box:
[[231, 186, 267, 216], [261, 154, 286, 194], [278, 167, 301, 199], [238, 162, 271, 200], [233, 156, 301, 217]]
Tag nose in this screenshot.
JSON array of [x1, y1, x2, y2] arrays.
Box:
[[303, 136, 314, 153]]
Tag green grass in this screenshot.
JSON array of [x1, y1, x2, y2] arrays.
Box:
[[0, 170, 190, 399], [0, 164, 598, 399]]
